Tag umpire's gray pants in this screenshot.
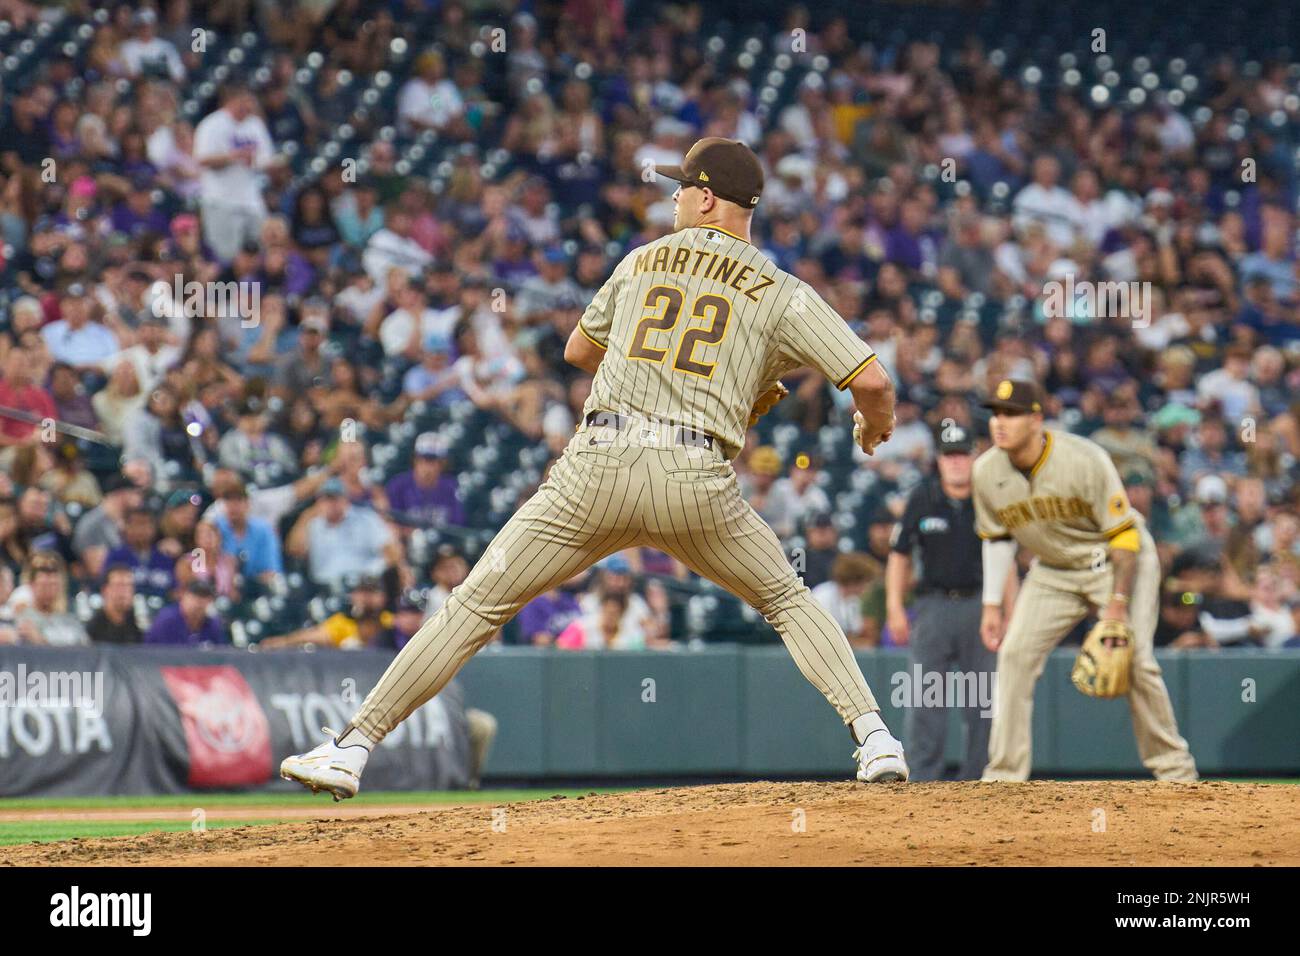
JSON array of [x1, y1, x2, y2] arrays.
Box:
[[904, 593, 995, 781]]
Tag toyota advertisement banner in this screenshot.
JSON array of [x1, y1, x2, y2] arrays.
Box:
[[0, 646, 470, 796]]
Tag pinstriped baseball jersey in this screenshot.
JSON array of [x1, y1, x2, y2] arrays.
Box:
[[976, 427, 1198, 783], [336, 222, 889, 763], [577, 224, 876, 457], [972, 429, 1143, 570]]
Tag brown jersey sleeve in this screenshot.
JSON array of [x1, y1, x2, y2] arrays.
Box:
[[1090, 444, 1139, 539], [775, 281, 876, 389]]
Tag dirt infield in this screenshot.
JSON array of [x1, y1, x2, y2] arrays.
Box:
[[2, 780, 1295, 866]]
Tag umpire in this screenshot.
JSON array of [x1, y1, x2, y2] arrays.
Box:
[[885, 423, 997, 781]]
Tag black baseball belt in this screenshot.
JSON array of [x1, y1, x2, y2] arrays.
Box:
[[584, 410, 716, 450]]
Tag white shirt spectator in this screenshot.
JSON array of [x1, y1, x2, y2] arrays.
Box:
[[1200, 604, 1295, 649], [1069, 196, 1113, 248], [42, 320, 119, 367], [379, 305, 458, 357], [217, 429, 299, 476], [1197, 370, 1259, 422], [453, 352, 526, 400], [105, 343, 181, 393], [147, 284, 196, 346], [1013, 181, 1080, 249], [306, 506, 394, 590], [726, 109, 763, 146], [811, 580, 864, 638], [762, 478, 832, 539], [15, 606, 90, 646], [1133, 310, 1191, 352], [937, 129, 976, 160], [1100, 245, 1140, 283], [1158, 110, 1195, 153], [1101, 188, 1143, 230], [363, 228, 434, 285], [120, 36, 186, 81], [397, 76, 464, 133], [193, 108, 274, 210], [511, 208, 560, 247], [515, 274, 584, 321], [993, 238, 1031, 286], [425, 583, 457, 619], [147, 125, 203, 201], [779, 101, 817, 148], [147, 125, 176, 168], [334, 279, 386, 326], [204, 483, 300, 529], [469, 304, 511, 359], [542, 400, 575, 444]]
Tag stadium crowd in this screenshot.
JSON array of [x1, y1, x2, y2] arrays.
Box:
[[0, 0, 1298, 652]]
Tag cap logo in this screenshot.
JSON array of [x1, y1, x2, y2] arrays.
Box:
[[996, 380, 1014, 400], [697, 171, 710, 182]]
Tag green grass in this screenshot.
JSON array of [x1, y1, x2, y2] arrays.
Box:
[[0, 787, 632, 848], [0, 819, 286, 847], [0, 787, 629, 811]]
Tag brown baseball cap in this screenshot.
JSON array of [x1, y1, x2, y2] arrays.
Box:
[[981, 379, 1043, 414], [654, 137, 764, 209]]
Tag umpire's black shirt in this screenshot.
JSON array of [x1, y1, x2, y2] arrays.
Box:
[[890, 476, 982, 593]]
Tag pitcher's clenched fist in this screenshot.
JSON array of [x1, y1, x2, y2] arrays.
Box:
[[851, 360, 896, 455]]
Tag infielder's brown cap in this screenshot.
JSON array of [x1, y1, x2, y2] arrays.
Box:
[[981, 378, 1043, 414], [654, 137, 764, 209]]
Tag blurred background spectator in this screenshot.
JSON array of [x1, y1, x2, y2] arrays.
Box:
[[0, 0, 1296, 654]]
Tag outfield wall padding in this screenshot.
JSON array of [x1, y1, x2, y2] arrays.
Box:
[[0, 646, 469, 796], [1, 646, 1295, 795], [456, 646, 1300, 778]]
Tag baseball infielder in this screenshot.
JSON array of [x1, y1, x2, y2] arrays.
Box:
[[973, 379, 1198, 781], [281, 138, 910, 798]]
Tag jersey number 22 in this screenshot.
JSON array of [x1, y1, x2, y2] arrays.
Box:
[[627, 285, 732, 379]]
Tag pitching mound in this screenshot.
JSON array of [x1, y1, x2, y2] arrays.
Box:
[[3, 780, 1295, 866]]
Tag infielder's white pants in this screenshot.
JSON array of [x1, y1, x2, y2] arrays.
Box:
[[347, 422, 880, 742], [982, 540, 1198, 782]]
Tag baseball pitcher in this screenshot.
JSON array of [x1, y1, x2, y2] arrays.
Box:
[[973, 379, 1198, 781], [281, 138, 910, 798]]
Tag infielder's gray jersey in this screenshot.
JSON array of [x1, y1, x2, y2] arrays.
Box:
[[577, 225, 877, 457], [972, 429, 1142, 568]]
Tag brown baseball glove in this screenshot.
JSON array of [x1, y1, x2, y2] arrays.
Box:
[[1071, 618, 1134, 698], [747, 382, 789, 428]]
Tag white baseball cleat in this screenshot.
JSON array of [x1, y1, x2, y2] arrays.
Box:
[[280, 727, 370, 801], [854, 730, 910, 783]]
